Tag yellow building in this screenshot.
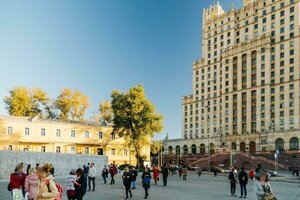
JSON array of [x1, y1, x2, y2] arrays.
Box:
[[0, 115, 150, 166]]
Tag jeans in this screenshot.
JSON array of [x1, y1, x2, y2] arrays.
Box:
[[102, 174, 107, 184], [125, 184, 132, 198], [88, 177, 95, 190], [230, 181, 236, 195], [110, 174, 115, 184], [131, 181, 136, 189], [183, 175, 187, 180], [163, 175, 167, 186], [240, 183, 247, 197]]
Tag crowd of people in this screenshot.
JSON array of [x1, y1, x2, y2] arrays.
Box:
[[7, 161, 278, 200]]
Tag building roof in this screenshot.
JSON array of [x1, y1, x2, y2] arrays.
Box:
[[0, 114, 107, 127]]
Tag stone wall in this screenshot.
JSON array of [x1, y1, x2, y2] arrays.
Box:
[[0, 150, 108, 179]]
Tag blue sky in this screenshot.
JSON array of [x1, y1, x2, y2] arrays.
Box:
[[0, 0, 242, 139]]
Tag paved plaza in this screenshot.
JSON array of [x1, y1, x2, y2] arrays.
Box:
[[1, 172, 300, 200]]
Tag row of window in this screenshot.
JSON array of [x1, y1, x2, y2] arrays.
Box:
[[206, 0, 294, 33], [6, 126, 108, 139]]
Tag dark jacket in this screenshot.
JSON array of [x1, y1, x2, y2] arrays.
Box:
[[238, 170, 248, 184], [122, 172, 132, 186], [84, 166, 89, 175], [228, 171, 236, 182], [75, 175, 87, 196], [162, 167, 168, 177], [131, 170, 138, 181]]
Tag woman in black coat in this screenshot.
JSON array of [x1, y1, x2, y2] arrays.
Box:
[[122, 167, 132, 199], [73, 168, 87, 200], [141, 168, 151, 199]]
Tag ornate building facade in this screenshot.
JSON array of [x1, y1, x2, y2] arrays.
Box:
[[164, 0, 300, 169], [0, 115, 150, 165]]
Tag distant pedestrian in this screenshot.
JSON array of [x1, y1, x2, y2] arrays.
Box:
[[153, 166, 159, 185], [65, 170, 76, 200], [122, 167, 132, 199], [228, 168, 237, 196], [101, 166, 108, 184], [109, 164, 117, 185], [83, 163, 90, 176], [197, 165, 202, 177], [249, 170, 255, 181], [214, 169, 218, 177], [162, 164, 168, 186], [24, 167, 38, 200], [141, 168, 151, 199], [182, 165, 187, 181], [178, 164, 182, 178], [131, 167, 138, 189], [238, 168, 248, 199], [73, 168, 87, 200], [88, 163, 96, 191], [10, 163, 26, 199]]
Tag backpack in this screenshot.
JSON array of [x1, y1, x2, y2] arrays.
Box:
[[46, 180, 63, 200]]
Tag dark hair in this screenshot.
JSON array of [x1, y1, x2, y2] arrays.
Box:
[[76, 168, 85, 176]]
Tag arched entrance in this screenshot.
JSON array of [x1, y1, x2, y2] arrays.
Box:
[[175, 145, 180, 155], [191, 144, 197, 154], [183, 145, 188, 155], [290, 137, 299, 150], [168, 146, 173, 155], [240, 142, 246, 152], [210, 143, 215, 154], [231, 142, 237, 150], [275, 138, 284, 151], [200, 144, 205, 154], [249, 141, 256, 153]]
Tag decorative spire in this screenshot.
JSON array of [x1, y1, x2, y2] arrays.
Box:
[[232, 2, 235, 10]]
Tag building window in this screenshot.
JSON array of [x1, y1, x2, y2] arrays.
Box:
[[7, 126, 13, 135], [41, 146, 46, 152], [41, 129, 46, 136], [56, 146, 61, 153], [70, 146, 76, 154], [111, 132, 116, 140], [71, 130, 76, 138], [8, 145, 13, 150], [84, 147, 90, 155], [25, 128, 30, 136], [99, 132, 103, 139], [85, 131, 89, 139], [111, 148, 116, 156], [124, 149, 128, 156], [56, 129, 61, 137], [290, 137, 299, 150]]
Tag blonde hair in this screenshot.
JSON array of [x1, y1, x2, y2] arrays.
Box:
[[37, 163, 53, 173], [28, 167, 36, 175]]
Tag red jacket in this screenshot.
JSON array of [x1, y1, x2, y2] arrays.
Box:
[[10, 173, 26, 190], [249, 171, 255, 177], [153, 168, 159, 179]]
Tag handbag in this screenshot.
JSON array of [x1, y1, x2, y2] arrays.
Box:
[[12, 189, 24, 200], [7, 182, 12, 191], [263, 193, 277, 200]]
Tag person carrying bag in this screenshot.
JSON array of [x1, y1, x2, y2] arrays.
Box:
[[255, 173, 277, 200]]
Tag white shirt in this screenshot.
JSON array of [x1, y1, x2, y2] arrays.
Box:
[[89, 167, 96, 177]]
